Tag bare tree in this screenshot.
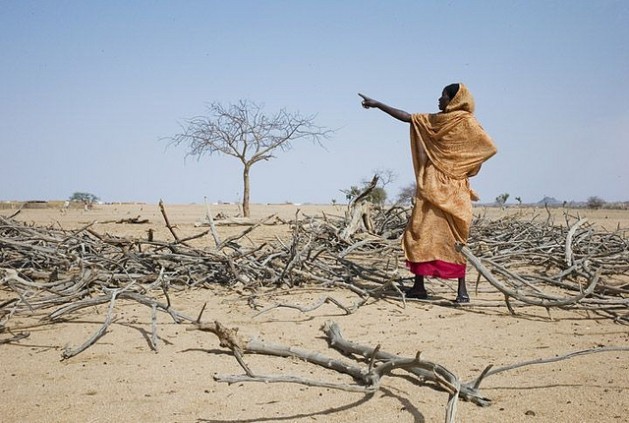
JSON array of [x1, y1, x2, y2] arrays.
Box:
[[396, 183, 416, 205], [167, 100, 332, 217]]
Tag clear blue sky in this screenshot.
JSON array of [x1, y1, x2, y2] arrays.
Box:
[[1, 0, 627, 204]]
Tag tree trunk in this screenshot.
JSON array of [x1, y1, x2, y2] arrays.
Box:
[[242, 164, 251, 217]]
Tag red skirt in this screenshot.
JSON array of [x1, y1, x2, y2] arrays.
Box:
[[407, 260, 466, 279]]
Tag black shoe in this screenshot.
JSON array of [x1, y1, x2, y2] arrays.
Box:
[[454, 295, 470, 304], [406, 290, 429, 300]]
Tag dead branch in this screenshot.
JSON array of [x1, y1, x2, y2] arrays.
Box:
[[459, 245, 602, 308], [192, 319, 486, 422], [158, 199, 181, 242], [203, 196, 222, 247], [468, 345, 629, 390], [61, 290, 118, 360], [565, 218, 588, 266], [322, 321, 488, 407], [339, 176, 378, 242], [252, 295, 357, 318], [100, 216, 150, 224]]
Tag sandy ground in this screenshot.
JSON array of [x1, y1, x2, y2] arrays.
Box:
[[1, 203, 628, 423]]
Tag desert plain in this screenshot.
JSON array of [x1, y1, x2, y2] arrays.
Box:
[[1, 202, 628, 423]]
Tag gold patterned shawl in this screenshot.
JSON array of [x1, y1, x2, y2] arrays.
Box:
[[403, 84, 497, 265]]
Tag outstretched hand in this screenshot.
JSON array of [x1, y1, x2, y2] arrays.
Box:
[[358, 93, 411, 122], [358, 93, 377, 109]]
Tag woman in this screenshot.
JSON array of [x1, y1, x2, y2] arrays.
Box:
[[359, 83, 496, 302]]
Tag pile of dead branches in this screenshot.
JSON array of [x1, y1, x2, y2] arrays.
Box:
[[1, 201, 628, 324], [464, 212, 628, 321]]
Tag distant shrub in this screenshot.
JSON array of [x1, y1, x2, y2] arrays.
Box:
[[496, 193, 510, 208], [586, 196, 605, 209], [69, 192, 99, 205]]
